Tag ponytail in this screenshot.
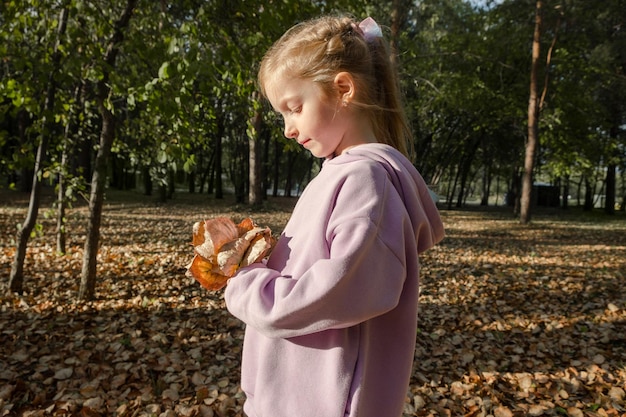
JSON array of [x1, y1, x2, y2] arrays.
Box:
[[366, 34, 413, 158]]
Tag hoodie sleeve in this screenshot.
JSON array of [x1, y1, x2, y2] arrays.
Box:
[[225, 158, 441, 339]]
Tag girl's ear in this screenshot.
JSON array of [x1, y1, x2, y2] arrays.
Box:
[[334, 72, 356, 104]]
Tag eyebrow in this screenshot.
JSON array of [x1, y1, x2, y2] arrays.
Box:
[[275, 95, 298, 112]]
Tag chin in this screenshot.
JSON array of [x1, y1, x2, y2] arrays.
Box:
[[311, 146, 338, 159], [311, 149, 332, 159]]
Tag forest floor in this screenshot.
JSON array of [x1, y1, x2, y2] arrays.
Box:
[[1, 188, 625, 417]]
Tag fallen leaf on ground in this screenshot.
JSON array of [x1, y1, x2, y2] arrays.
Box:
[[1, 191, 624, 416]]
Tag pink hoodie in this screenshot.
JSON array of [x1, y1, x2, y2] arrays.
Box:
[[225, 143, 444, 417]]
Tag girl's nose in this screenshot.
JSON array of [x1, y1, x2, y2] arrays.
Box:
[[284, 122, 297, 139]]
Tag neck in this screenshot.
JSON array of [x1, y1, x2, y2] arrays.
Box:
[[336, 115, 377, 155]]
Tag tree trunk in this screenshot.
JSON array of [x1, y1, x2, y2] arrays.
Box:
[[9, 5, 69, 294], [56, 81, 82, 254], [583, 177, 594, 211], [261, 125, 270, 200], [158, 182, 167, 203], [447, 164, 459, 210], [284, 151, 296, 197], [214, 116, 224, 199], [456, 160, 469, 208], [167, 168, 175, 199], [561, 174, 569, 210], [604, 123, 619, 215], [79, 0, 137, 301], [455, 137, 480, 208], [17, 111, 33, 192], [56, 135, 68, 254], [619, 169, 626, 211], [604, 163, 615, 214], [142, 165, 153, 195], [390, 0, 410, 62], [480, 153, 492, 206], [248, 93, 263, 207], [272, 137, 281, 197], [520, 0, 543, 224], [204, 149, 216, 195], [188, 167, 196, 194]]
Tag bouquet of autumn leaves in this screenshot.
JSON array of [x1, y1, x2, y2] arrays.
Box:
[[185, 217, 276, 291]]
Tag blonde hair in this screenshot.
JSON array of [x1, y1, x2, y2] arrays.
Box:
[[258, 15, 413, 158]]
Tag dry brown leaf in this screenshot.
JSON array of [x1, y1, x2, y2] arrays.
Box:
[[53, 368, 73, 380], [186, 217, 275, 291], [493, 406, 513, 417], [567, 407, 584, 417], [608, 387, 625, 402]]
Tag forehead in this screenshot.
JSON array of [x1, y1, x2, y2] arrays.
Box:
[[265, 76, 316, 110]]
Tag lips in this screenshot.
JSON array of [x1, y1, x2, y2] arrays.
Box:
[[299, 139, 311, 146]]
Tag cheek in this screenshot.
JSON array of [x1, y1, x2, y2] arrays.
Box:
[[318, 102, 340, 124]]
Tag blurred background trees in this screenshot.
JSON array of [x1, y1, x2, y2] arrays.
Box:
[[2, 0, 624, 209]]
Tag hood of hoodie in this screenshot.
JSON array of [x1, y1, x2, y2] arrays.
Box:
[[324, 143, 445, 252]]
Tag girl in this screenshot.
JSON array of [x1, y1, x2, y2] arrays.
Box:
[[224, 15, 445, 417]]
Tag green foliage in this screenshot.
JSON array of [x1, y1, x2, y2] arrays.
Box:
[[0, 0, 623, 206]]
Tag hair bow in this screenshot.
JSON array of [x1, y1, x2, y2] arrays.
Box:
[[358, 17, 383, 42]]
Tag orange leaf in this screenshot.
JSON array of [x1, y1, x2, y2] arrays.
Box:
[[186, 255, 230, 291], [237, 217, 256, 234], [241, 229, 276, 267], [192, 217, 239, 259], [186, 217, 275, 291]]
